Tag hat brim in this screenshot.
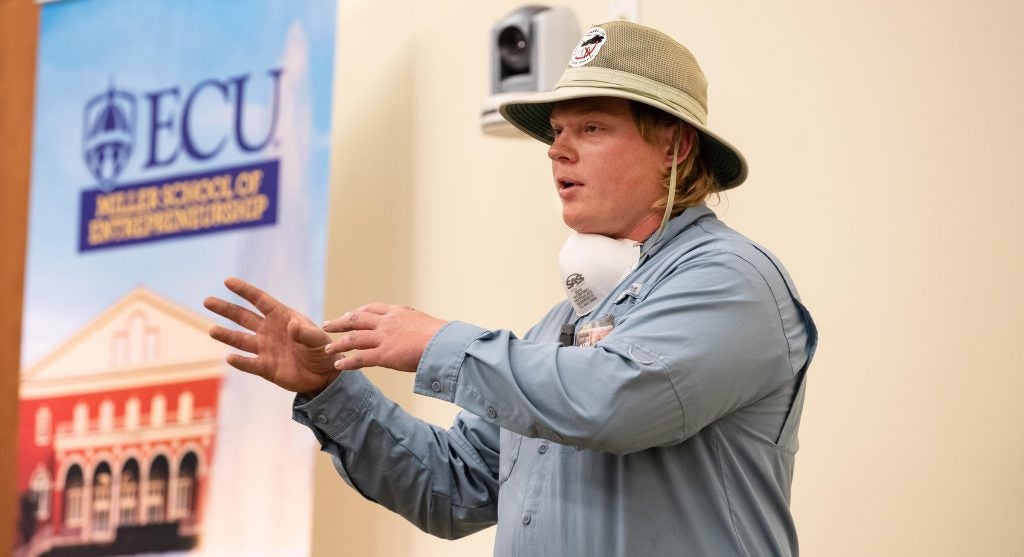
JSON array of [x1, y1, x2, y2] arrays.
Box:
[[499, 86, 748, 190]]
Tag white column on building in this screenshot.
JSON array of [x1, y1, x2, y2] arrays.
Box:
[[80, 461, 92, 543], [138, 470, 149, 525], [166, 451, 179, 521], [110, 460, 121, 533]]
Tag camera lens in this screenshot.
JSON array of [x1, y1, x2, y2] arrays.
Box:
[[498, 26, 530, 73]]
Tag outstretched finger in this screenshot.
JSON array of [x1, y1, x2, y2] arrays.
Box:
[[209, 325, 259, 354], [225, 353, 265, 378], [352, 302, 394, 316], [323, 309, 382, 333], [333, 348, 379, 371], [224, 276, 282, 315], [325, 328, 381, 354], [204, 296, 263, 331], [288, 318, 330, 348]]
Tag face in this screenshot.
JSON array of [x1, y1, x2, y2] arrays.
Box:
[[548, 97, 674, 240]]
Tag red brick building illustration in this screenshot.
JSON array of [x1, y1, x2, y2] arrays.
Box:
[[16, 287, 226, 556]]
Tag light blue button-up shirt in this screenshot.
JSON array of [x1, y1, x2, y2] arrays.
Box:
[[293, 205, 817, 556]]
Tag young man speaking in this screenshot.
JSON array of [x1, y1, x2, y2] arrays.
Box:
[[205, 21, 817, 556]]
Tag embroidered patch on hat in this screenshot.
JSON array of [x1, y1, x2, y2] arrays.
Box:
[[569, 27, 607, 67]]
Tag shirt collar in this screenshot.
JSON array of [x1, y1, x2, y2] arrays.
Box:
[[640, 203, 714, 260]]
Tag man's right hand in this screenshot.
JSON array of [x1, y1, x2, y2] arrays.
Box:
[[203, 277, 341, 396]]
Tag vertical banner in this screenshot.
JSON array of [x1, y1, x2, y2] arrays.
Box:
[[15, 1, 336, 556]]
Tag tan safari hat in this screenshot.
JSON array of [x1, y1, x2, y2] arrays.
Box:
[[499, 20, 748, 190]]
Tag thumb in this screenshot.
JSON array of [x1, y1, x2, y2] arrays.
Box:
[[288, 317, 328, 348]]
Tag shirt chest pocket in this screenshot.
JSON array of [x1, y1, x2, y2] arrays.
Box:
[[498, 428, 523, 485]]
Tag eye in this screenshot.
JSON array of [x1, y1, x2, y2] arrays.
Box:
[[584, 123, 601, 133], [547, 126, 563, 140]]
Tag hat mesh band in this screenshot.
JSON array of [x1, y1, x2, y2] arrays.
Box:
[[556, 67, 708, 125]]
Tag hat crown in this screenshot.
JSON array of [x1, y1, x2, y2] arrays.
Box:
[[570, 21, 708, 114]]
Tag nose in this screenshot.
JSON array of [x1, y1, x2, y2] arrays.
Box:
[[547, 133, 576, 163]]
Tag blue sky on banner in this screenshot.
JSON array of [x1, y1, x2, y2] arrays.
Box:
[[23, 0, 336, 366]]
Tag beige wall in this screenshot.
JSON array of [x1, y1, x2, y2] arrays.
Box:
[[319, 1, 1024, 556]]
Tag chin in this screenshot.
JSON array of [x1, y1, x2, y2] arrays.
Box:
[[562, 215, 589, 234], [562, 211, 619, 237], [563, 219, 608, 237]]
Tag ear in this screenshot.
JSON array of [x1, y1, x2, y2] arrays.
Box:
[[660, 123, 695, 168]]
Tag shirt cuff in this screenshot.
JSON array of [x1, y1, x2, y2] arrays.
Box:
[[414, 320, 488, 402], [292, 370, 376, 443]]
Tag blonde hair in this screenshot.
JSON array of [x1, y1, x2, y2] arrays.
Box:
[[630, 102, 720, 216]]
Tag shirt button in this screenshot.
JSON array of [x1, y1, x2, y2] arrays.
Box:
[[537, 444, 548, 454], [521, 514, 532, 525], [316, 414, 328, 424], [486, 407, 498, 419], [430, 380, 442, 392]]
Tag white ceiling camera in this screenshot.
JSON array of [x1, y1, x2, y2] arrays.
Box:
[[481, 6, 579, 137]]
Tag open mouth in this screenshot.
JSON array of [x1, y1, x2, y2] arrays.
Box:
[[558, 179, 582, 190]]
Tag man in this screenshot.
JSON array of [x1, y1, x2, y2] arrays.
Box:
[[205, 21, 816, 556]]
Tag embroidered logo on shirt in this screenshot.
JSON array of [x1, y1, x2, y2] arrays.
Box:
[[625, 281, 643, 297], [616, 281, 644, 303]]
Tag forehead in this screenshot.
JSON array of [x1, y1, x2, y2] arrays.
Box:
[[550, 97, 632, 121]]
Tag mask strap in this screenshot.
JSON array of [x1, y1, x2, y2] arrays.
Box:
[[645, 122, 681, 250]]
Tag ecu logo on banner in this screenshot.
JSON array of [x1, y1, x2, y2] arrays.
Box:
[[83, 85, 137, 192], [77, 70, 285, 252]]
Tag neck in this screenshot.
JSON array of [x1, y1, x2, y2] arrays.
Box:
[[618, 213, 663, 242]]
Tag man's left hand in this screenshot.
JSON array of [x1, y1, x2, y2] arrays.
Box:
[[323, 303, 447, 373]]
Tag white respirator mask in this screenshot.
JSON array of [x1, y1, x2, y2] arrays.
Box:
[[559, 232, 641, 317]]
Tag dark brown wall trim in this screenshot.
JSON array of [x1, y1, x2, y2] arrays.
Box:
[[0, 0, 39, 552]]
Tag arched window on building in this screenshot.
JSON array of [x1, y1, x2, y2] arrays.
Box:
[[92, 462, 113, 534], [99, 400, 115, 432], [145, 456, 169, 523], [30, 467, 52, 520], [125, 398, 140, 429], [178, 391, 193, 424], [35, 406, 51, 446], [119, 459, 140, 525], [113, 331, 127, 367], [73, 402, 88, 433], [146, 322, 159, 360], [150, 394, 166, 427], [129, 315, 144, 364], [113, 312, 159, 366], [64, 465, 85, 529], [175, 452, 199, 520]]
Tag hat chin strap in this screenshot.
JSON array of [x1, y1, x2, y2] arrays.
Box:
[[644, 122, 681, 250]]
